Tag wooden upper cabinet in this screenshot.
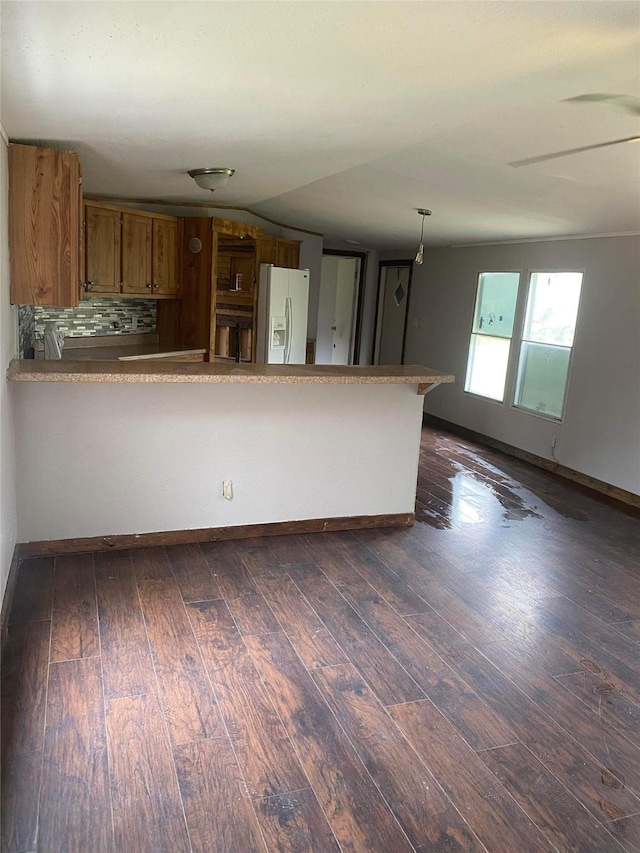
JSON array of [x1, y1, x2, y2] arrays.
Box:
[[255, 236, 277, 268], [276, 239, 301, 269], [83, 204, 178, 298], [122, 212, 152, 294], [84, 204, 121, 295], [254, 236, 300, 282], [151, 217, 179, 296], [9, 144, 81, 306]]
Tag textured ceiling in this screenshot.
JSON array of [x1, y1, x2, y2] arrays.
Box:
[[2, 1, 639, 249]]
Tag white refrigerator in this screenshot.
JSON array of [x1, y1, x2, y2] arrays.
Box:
[[256, 265, 310, 364]]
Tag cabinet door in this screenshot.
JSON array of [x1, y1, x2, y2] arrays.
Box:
[[85, 205, 121, 295], [9, 144, 81, 306], [151, 217, 179, 296], [276, 239, 300, 269], [122, 212, 152, 295], [255, 236, 277, 268]]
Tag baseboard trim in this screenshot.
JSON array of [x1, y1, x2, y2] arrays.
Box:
[[424, 414, 640, 513], [16, 513, 415, 557], [1, 548, 21, 655]]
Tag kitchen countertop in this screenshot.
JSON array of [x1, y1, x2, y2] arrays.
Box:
[[56, 343, 207, 361], [7, 360, 455, 395], [34, 332, 205, 361]]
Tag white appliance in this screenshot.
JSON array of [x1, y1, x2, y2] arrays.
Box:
[[256, 265, 310, 364]]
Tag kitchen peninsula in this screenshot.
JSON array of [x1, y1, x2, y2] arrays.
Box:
[[9, 361, 454, 554]]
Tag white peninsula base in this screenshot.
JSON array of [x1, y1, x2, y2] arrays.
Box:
[[13, 380, 434, 552]]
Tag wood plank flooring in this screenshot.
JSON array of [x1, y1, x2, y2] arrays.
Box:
[[2, 425, 639, 852]]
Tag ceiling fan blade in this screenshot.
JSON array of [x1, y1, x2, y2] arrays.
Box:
[[509, 136, 640, 168], [563, 93, 640, 116]]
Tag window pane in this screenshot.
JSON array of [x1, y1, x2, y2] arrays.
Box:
[[472, 272, 520, 338], [465, 334, 511, 401], [524, 272, 582, 346], [515, 342, 571, 418]]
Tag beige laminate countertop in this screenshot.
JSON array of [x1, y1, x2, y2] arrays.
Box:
[[8, 360, 455, 395], [59, 344, 205, 361]]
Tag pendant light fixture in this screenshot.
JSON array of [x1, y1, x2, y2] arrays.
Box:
[[414, 208, 432, 265], [188, 167, 235, 192]]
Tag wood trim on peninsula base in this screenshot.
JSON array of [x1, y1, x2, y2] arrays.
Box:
[[16, 513, 415, 558], [425, 414, 640, 514]]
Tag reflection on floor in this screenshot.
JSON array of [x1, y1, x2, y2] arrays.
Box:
[[417, 429, 571, 527]]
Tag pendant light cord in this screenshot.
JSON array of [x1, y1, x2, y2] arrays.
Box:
[[415, 209, 431, 265], [419, 212, 426, 244]]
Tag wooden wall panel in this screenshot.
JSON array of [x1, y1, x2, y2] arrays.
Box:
[[158, 217, 213, 351]]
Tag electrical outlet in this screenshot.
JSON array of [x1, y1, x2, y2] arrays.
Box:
[[551, 435, 557, 449], [131, 316, 138, 330], [223, 480, 233, 500]]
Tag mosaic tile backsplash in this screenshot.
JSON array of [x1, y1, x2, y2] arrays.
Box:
[[18, 299, 157, 356]]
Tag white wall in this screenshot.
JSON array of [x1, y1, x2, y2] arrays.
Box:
[[0, 131, 18, 601], [14, 383, 424, 543], [405, 236, 640, 495]]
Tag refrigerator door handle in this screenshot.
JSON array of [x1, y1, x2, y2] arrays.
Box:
[[284, 296, 293, 364]]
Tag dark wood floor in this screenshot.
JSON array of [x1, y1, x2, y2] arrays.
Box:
[[2, 425, 640, 852]]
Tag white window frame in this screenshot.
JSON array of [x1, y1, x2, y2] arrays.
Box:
[[510, 269, 585, 423], [464, 270, 522, 404]]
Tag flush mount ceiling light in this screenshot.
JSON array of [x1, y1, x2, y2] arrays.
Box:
[[414, 209, 431, 265], [188, 167, 235, 192]]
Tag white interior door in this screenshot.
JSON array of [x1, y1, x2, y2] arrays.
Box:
[[377, 265, 410, 364], [331, 258, 358, 365], [317, 255, 360, 365]]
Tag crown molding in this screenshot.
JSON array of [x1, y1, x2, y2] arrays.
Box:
[[454, 231, 640, 248]]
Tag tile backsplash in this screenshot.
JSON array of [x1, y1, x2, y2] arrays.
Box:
[[19, 298, 157, 356]]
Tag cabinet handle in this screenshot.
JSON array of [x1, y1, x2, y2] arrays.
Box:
[[146, 283, 153, 289], [85, 280, 95, 291], [152, 283, 159, 291]]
